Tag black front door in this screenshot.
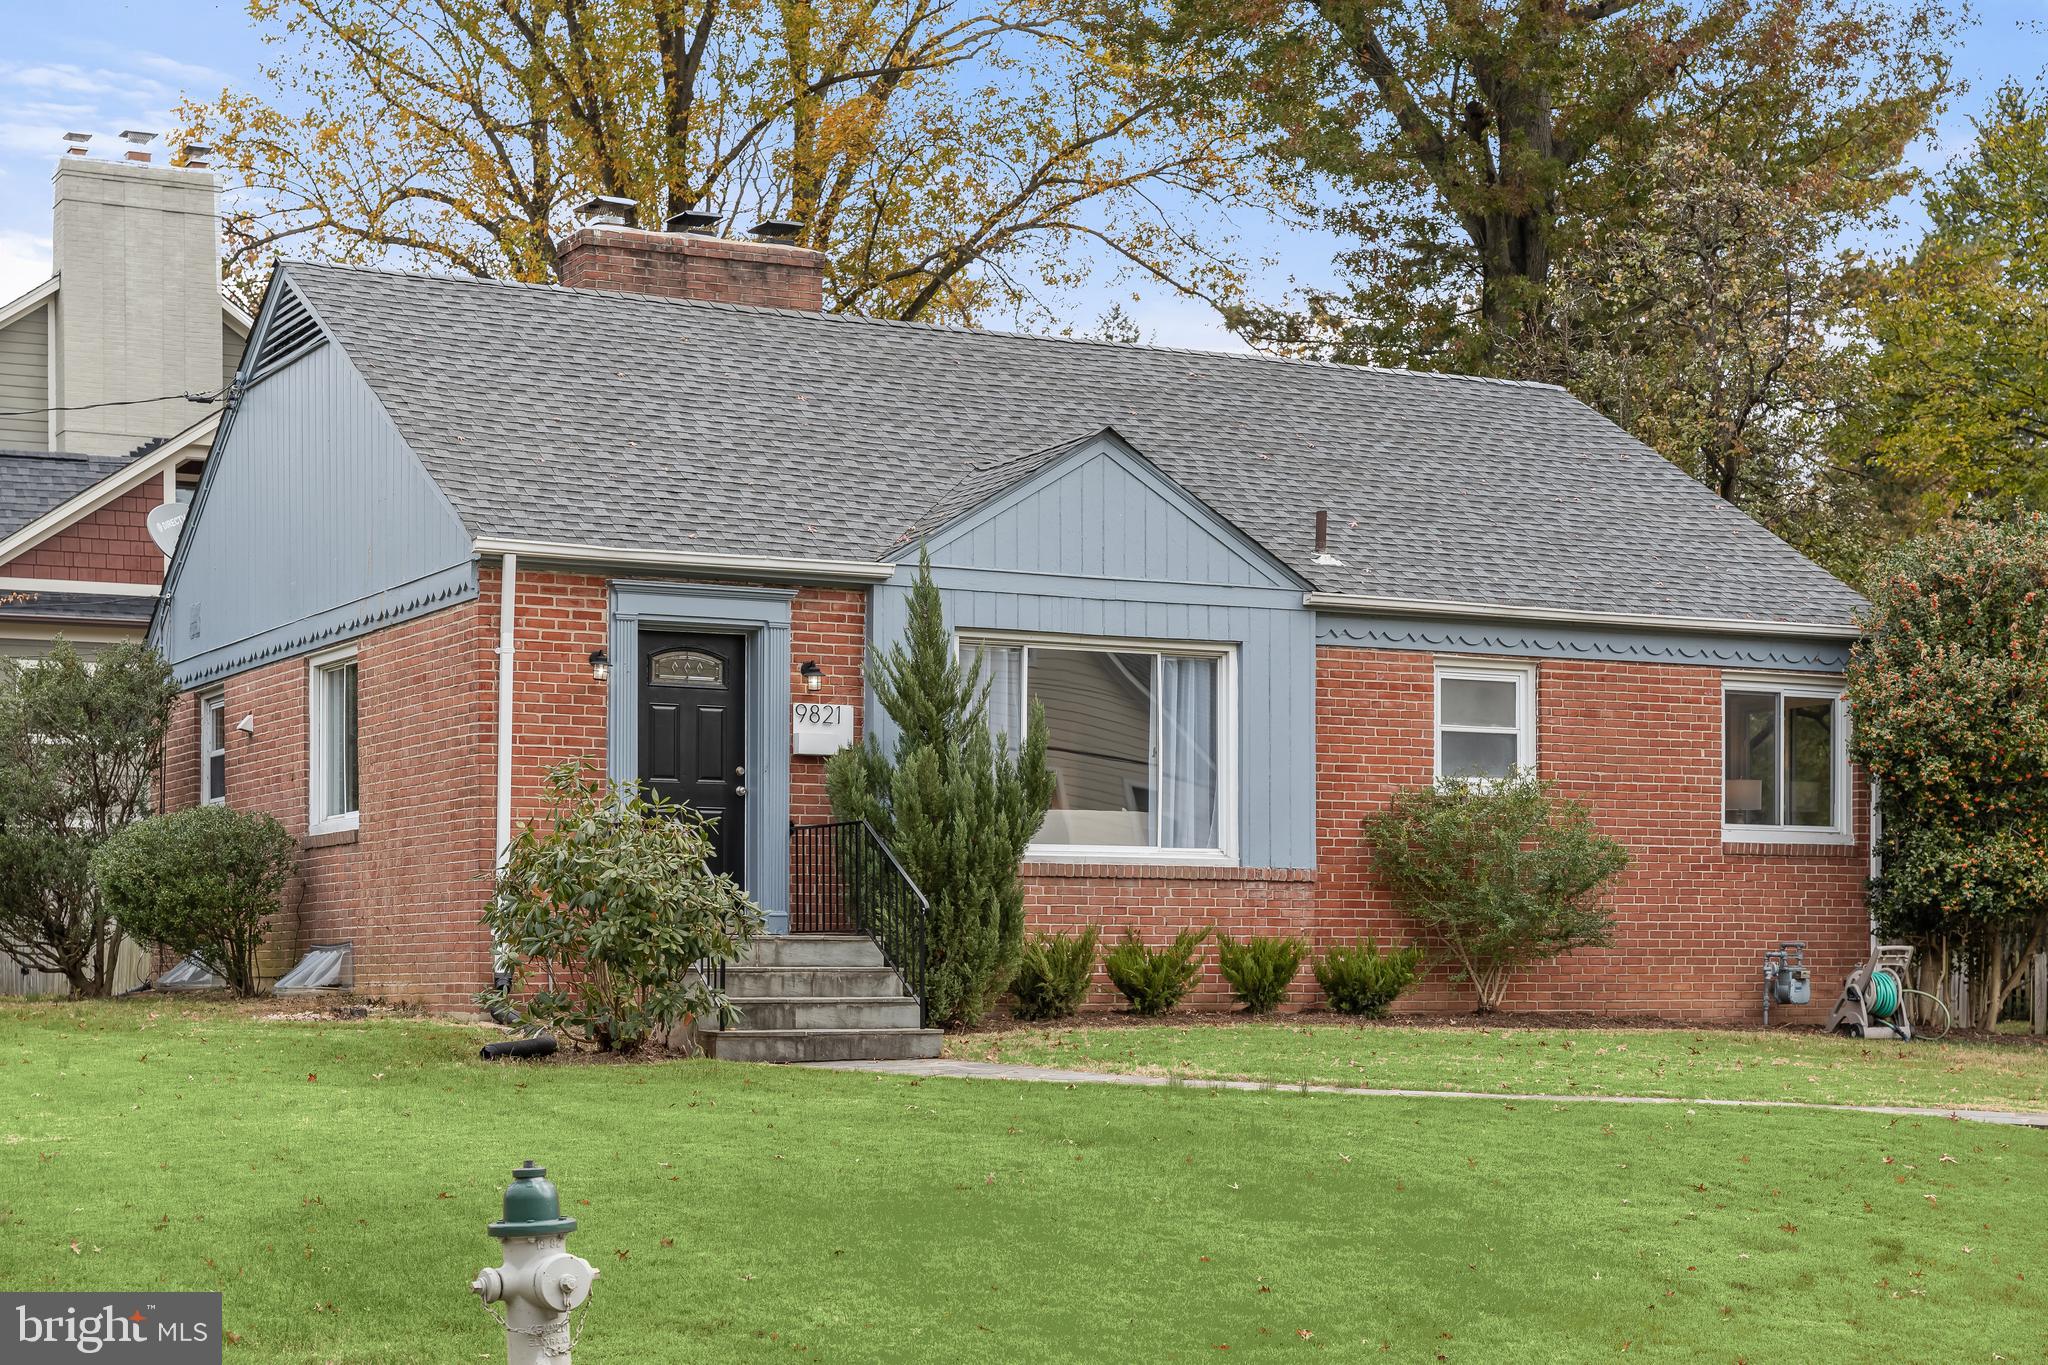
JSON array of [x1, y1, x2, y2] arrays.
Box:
[[640, 632, 747, 883]]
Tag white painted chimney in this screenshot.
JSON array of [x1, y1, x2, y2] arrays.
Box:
[[49, 155, 224, 455]]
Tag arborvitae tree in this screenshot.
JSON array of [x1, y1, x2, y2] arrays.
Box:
[[827, 553, 1053, 1026]]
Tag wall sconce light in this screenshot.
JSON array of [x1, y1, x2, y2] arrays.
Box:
[[235, 714, 256, 737], [799, 660, 824, 692], [588, 648, 611, 682]]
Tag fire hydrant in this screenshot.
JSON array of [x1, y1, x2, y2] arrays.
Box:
[[472, 1161, 597, 1363]]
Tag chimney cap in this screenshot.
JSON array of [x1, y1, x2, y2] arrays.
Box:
[[665, 209, 720, 234], [578, 195, 639, 226], [748, 218, 804, 242], [62, 131, 91, 144], [119, 129, 157, 144]]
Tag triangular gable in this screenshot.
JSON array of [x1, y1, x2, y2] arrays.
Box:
[[893, 428, 1308, 592], [0, 413, 218, 573]]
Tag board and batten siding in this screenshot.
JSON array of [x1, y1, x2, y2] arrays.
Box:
[[874, 434, 1318, 870], [159, 339, 476, 686], [0, 303, 49, 449]]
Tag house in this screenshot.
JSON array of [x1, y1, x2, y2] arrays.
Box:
[[151, 212, 1871, 1048], [0, 150, 248, 662]]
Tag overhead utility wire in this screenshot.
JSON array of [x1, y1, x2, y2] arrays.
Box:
[[0, 385, 234, 419]]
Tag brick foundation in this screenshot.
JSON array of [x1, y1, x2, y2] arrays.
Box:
[[169, 577, 1868, 1023]]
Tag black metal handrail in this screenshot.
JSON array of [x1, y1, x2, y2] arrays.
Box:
[[790, 819, 933, 1026]]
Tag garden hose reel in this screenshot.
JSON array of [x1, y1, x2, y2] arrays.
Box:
[[1828, 944, 1916, 1041]]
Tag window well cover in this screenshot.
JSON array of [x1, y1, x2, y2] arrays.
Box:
[[274, 943, 354, 992], [157, 955, 225, 990]]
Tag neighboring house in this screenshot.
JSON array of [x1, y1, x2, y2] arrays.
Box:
[[0, 152, 246, 660], [152, 217, 1871, 1045]]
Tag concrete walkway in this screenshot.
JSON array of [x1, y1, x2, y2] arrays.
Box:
[[803, 1057, 2048, 1128]]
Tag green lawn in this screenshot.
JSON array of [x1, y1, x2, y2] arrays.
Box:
[[950, 1019, 2048, 1112], [2, 1003, 2044, 1363]]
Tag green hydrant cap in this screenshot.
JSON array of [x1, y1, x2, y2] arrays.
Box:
[[488, 1160, 579, 1239]]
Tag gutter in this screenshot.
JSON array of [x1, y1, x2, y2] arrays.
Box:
[[472, 535, 896, 584], [1303, 592, 1864, 641]]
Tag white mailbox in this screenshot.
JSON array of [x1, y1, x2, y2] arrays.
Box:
[[791, 701, 854, 755]]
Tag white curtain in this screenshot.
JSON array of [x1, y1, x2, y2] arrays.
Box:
[[974, 643, 1025, 753], [1158, 656, 1218, 849]]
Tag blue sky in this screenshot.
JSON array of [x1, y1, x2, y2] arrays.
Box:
[[1, 0, 2042, 349]]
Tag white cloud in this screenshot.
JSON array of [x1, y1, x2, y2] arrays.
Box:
[[0, 229, 54, 308]]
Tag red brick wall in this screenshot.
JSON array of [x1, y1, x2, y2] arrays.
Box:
[[556, 226, 826, 311], [479, 565, 612, 830], [791, 586, 867, 823], [168, 569, 1869, 1023], [166, 601, 498, 1004], [2, 482, 164, 583], [1304, 648, 1868, 1022], [163, 570, 868, 1005]]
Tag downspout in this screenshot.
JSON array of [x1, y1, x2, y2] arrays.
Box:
[[490, 551, 518, 1011]]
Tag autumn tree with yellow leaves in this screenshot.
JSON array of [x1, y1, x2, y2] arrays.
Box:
[[183, 0, 1293, 324]]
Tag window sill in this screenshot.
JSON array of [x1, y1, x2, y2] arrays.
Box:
[[302, 828, 359, 851], [1022, 861, 1312, 883], [1722, 833, 1857, 858], [307, 812, 360, 841]]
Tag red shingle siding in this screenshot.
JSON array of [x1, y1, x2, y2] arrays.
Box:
[[3, 482, 164, 583]]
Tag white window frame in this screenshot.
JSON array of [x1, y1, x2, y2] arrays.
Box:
[[199, 692, 226, 806], [1721, 673, 1851, 845], [1433, 661, 1537, 782], [307, 646, 360, 835], [959, 630, 1239, 867]]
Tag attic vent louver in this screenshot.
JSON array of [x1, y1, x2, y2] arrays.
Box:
[[248, 280, 326, 382]]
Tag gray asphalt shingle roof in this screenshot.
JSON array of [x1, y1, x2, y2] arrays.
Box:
[[0, 450, 134, 542], [283, 262, 1866, 629], [0, 591, 155, 625]]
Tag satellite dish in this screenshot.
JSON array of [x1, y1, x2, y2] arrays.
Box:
[[146, 501, 187, 556]]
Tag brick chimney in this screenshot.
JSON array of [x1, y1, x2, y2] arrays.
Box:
[[555, 210, 826, 311]]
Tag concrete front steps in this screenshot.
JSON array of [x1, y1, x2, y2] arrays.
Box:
[[697, 934, 941, 1063]]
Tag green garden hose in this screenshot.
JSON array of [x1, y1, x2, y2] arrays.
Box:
[[1900, 987, 1954, 1039], [1868, 967, 1901, 1019]]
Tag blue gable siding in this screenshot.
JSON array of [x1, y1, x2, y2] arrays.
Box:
[[922, 441, 1301, 589], [876, 434, 1317, 870], [156, 339, 476, 686]]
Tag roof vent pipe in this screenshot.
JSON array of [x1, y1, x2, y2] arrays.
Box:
[[1311, 509, 1345, 568]]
